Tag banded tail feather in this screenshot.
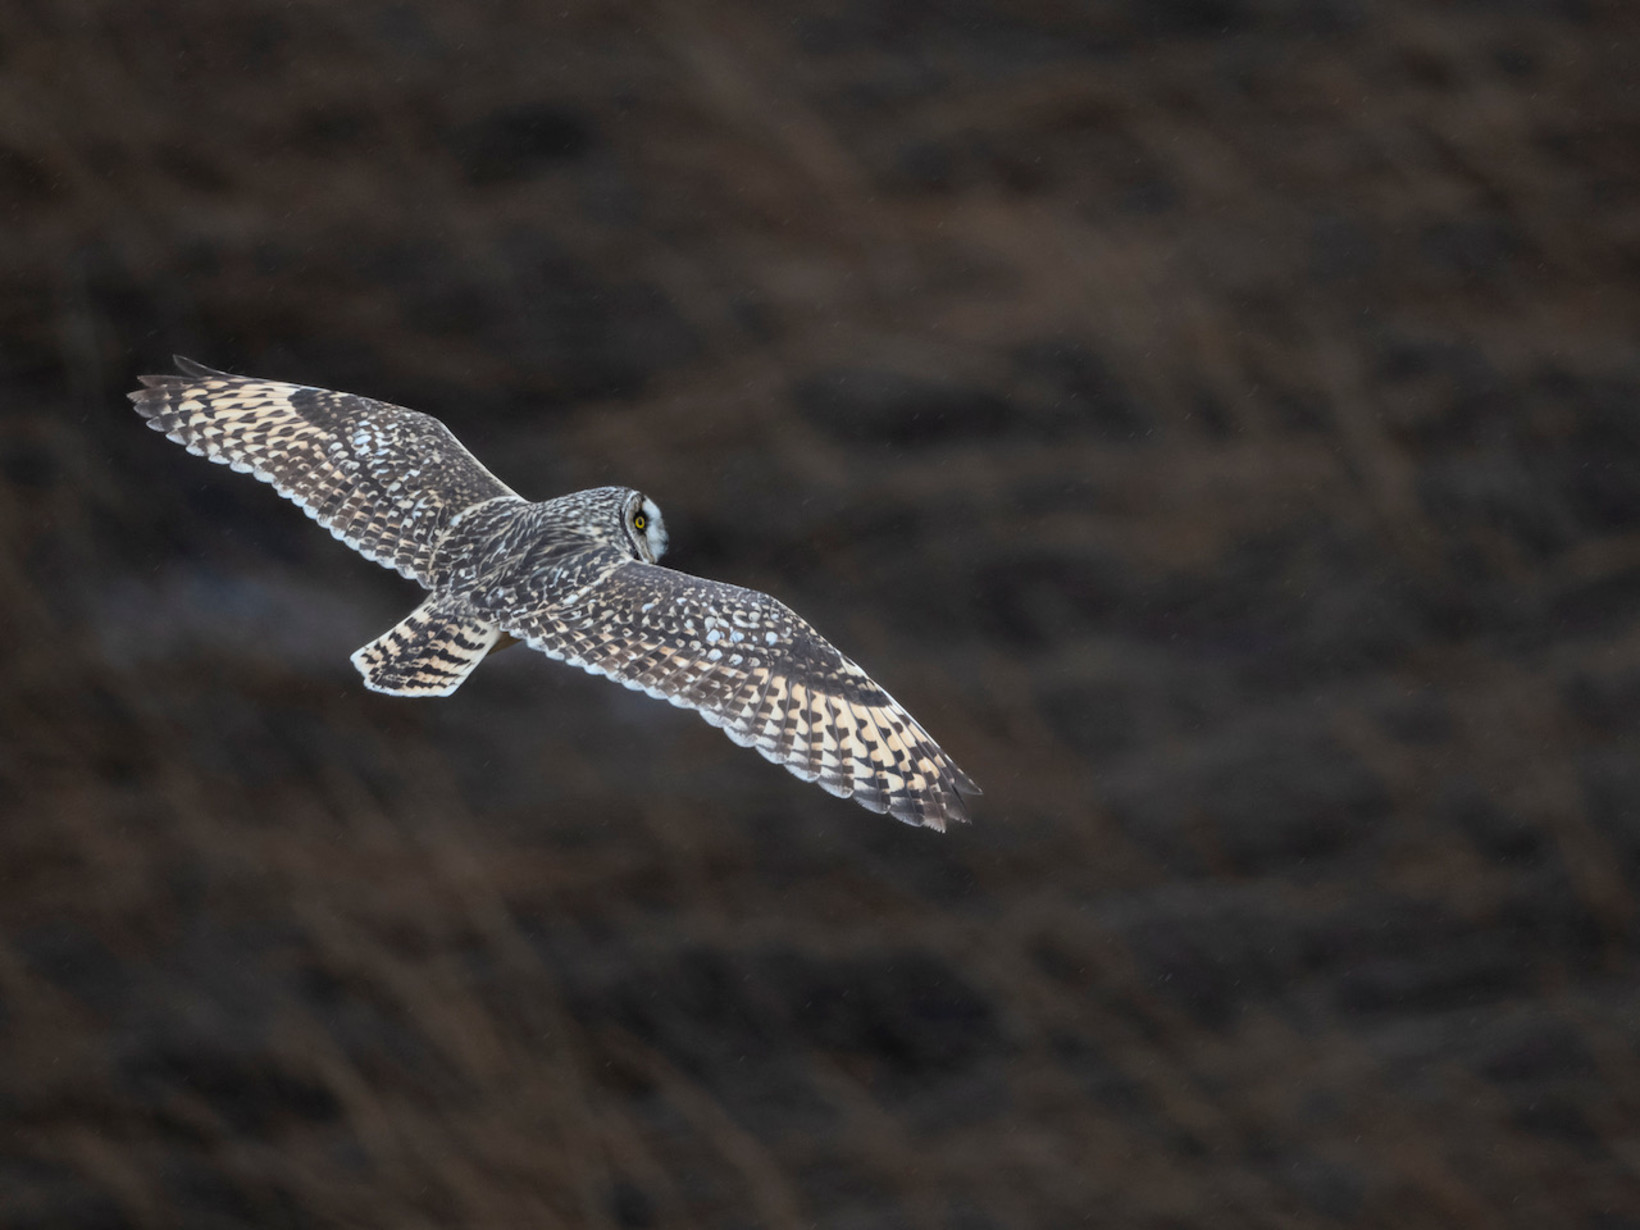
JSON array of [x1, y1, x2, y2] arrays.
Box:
[[352, 597, 502, 697]]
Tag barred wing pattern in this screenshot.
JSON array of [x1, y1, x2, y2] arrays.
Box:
[[496, 559, 980, 830], [130, 357, 520, 585]]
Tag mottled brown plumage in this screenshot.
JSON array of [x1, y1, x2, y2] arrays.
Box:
[[132, 358, 980, 829]]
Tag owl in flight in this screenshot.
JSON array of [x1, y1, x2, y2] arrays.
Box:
[[132, 358, 979, 829]]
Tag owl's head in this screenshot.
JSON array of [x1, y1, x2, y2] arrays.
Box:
[[620, 488, 668, 564], [562, 486, 669, 563]]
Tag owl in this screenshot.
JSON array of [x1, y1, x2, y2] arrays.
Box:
[[132, 358, 979, 829]]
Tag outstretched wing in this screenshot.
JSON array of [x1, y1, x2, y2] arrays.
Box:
[[130, 357, 521, 585], [496, 558, 980, 830]]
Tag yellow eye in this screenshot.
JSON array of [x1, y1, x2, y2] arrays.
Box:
[[634, 513, 647, 531]]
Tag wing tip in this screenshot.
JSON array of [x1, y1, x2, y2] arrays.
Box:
[[130, 356, 239, 406], [893, 795, 967, 833], [174, 355, 236, 379]]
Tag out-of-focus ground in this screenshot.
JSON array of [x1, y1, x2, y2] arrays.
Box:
[[3, 2, 1640, 1226]]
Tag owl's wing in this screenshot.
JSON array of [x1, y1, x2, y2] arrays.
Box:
[[130, 357, 521, 585], [496, 559, 980, 830]]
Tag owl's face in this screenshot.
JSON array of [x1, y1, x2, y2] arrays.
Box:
[[622, 489, 668, 564]]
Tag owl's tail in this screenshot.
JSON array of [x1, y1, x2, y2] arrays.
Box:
[[351, 595, 502, 697]]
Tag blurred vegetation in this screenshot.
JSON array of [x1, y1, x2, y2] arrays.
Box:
[[3, 1, 1640, 1227]]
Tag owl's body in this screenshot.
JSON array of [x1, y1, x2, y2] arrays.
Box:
[[132, 358, 979, 829]]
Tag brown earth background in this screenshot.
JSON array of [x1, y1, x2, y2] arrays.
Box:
[[4, 1, 1640, 1227]]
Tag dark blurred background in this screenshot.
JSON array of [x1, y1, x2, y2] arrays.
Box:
[[4, 1, 1640, 1226]]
